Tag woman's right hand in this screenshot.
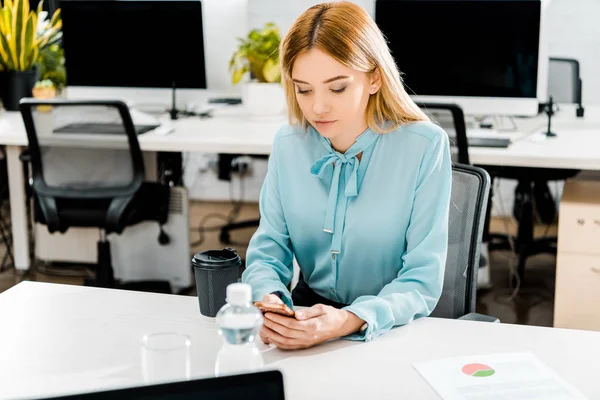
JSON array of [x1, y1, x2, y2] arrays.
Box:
[[259, 293, 284, 344]]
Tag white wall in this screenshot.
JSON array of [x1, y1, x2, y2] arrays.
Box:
[[189, 0, 600, 212], [247, 0, 373, 32], [202, 0, 248, 92], [546, 0, 600, 106]]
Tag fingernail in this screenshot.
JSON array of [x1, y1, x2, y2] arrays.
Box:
[[297, 311, 303, 318]]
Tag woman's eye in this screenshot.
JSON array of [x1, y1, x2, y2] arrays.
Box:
[[296, 88, 311, 94], [331, 87, 346, 94]]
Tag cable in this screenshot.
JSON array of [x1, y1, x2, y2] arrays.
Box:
[[190, 160, 252, 248], [492, 179, 558, 309], [493, 178, 521, 301]]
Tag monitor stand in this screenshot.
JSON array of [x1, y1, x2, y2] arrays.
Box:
[[530, 97, 559, 142], [168, 81, 181, 120], [542, 96, 557, 138]]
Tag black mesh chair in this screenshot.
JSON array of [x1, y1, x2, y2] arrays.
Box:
[[431, 163, 498, 322], [484, 58, 583, 284], [418, 103, 470, 165], [547, 57, 585, 117], [19, 99, 171, 290], [219, 104, 469, 247]]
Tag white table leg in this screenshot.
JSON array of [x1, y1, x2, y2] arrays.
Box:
[[6, 146, 30, 271]]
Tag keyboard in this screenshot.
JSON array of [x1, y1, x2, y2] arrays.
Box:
[[449, 136, 511, 148], [468, 137, 511, 148], [54, 122, 160, 135]]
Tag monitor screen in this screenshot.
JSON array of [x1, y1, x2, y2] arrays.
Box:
[[61, 0, 207, 89], [375, 0, 541, 99]]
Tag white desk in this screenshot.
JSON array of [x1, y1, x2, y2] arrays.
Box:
[[1, 281, 599, 399], [1, 105, 600, 271]]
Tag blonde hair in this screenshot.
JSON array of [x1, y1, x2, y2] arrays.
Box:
[[280, 1, 429, 133]]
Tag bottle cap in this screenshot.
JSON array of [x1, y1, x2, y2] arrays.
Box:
[[226, 283, 252, 306]]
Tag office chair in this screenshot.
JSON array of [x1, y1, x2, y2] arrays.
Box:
[[418, 103, 470, 165], [483, 58, 583, 285], [431, 163, 498, 322], [220, 104, 470, 246], [218, 154, 266, 245], [547, 57, 585, 118], [0, 146, 14, 271], [19, 99, 172, 290]]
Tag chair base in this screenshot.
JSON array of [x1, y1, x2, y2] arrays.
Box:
[[479, 165, 576, 286], [86, 239, 172, 294]]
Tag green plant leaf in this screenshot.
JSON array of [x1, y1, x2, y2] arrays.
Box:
[[28, 44, 37, 70], [36, 0, 44, 18], [8, 0, 21, 70], [1, 7, 18, 69], [35, 25, 59, 49], [0, 10, 13, 69], [231, 65, 248, 84], [230, 22, 281, 83], [20, 10, 34, 70], [262, 57, 280, 83], [50, 8, 60, 28]]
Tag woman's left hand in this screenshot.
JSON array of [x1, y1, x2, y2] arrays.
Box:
[[261, 304, 365, 350]]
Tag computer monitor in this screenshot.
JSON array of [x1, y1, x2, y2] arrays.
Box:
[[60, 0, 207, 90], [375, 0, 549, 116]]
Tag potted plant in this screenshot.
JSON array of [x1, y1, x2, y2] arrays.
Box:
[[229, 22, 285, 117], [0, 0, 62, 111], [37, 42, 66, 95]]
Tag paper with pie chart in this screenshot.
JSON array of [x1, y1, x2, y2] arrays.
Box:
[[414, 352, 587, 400]]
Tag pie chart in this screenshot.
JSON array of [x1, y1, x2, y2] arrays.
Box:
[[462, 363, 495, 377]]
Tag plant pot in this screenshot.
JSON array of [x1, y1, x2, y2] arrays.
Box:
[[32, 86, 57, 113], [0, 70, 37, 111], [241, 82, 286, 117]]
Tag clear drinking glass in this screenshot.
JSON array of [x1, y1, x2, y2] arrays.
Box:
[[141, 332, 192, 384]]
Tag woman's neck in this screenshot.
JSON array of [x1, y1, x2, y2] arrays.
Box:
[[329, 122, 368, 153]]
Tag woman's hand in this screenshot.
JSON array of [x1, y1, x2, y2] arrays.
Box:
[[261, 304, 366, 350], [258, 293, 284, 345]]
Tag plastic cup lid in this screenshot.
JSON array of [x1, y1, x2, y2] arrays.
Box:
[[192, 248, 241, 269]]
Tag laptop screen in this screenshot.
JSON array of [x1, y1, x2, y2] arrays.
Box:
[[40, 370, 285, 400]]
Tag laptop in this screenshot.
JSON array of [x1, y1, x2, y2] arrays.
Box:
[[39, 370, 285, 400]]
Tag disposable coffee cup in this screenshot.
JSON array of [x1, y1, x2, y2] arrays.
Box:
[[192, 248, 242, 317]]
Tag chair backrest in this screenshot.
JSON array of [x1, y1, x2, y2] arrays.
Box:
[[20, 99, 145, 198], [548, 57, 583, 105], [431, 163, 490, 319], [418, 102, 470, 165], [19, 99, 145, 232]]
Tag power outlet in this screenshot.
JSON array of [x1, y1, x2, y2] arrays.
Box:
[[231, 156, 252, 175]]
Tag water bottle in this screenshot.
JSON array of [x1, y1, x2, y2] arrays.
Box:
[[214, 283, 265, 377]]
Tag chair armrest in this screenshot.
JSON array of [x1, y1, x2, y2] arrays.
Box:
[[459, 313, 500, 323]]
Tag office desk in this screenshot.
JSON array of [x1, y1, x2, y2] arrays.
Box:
[[0, 281, 599, 399], [1, 106, 600, 271]]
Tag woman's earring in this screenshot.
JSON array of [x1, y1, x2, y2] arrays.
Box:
[[370, 87, 377, 94]]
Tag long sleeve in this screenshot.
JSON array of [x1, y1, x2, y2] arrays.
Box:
[[241, 129, 295, 308], [343, 132, 452, 341]]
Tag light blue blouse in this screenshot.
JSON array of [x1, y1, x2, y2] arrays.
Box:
[[241, 121, 452, 341]]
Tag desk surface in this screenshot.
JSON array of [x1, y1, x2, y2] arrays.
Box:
[[1, 281, 599, 399], [1, 105, 600, 169]]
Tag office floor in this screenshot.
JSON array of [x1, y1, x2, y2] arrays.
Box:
[[0, 201, 556, 327]]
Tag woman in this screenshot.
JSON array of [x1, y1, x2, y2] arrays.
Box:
[[241, 1, 452, 350]]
